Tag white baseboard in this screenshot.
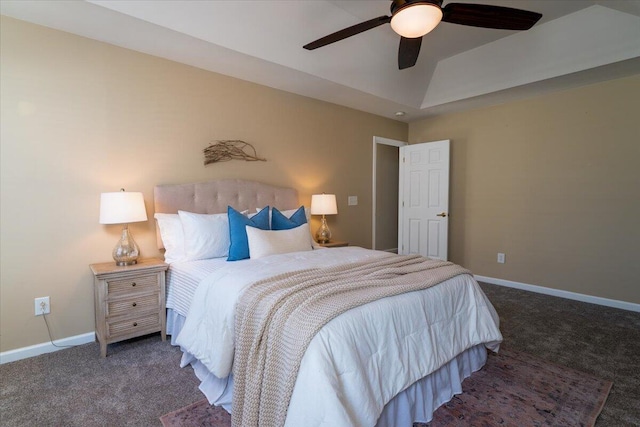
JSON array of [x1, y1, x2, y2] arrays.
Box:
[[475, 275, 640, 313], [0, 332, 95, 365]]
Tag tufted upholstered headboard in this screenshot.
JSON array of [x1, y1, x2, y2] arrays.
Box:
[[153, 179, 299, 249]]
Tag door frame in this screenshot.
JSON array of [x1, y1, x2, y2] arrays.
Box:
[[372, 136, 407, 250]]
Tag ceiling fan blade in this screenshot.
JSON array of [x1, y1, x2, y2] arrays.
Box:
[[442, 3, 542, 31], [398, 36, 422, 70], [303, 15, 391, 50]]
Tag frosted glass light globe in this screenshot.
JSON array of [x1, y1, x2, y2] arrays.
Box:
[[391, 3, 443, 38]]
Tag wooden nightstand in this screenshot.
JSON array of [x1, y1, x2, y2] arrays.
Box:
[[317, 241, 349, 248], [90, 258, 168, 357]]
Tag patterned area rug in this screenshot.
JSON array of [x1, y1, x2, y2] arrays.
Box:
[[160, 349, 612, 427]]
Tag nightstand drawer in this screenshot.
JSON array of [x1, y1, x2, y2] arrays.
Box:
[[107, 274, 158, 295], [107, 312, 161, 338], [107, 292, 160, 318]]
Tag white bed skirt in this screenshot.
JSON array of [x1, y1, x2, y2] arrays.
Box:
[[167, 308, 486, 427]]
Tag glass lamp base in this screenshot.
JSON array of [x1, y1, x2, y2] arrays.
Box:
[[315, 216, 332, 244], [113, 225, 140, 266]]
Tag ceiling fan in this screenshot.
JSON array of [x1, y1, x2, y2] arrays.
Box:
[[303, 0, 542, 70]]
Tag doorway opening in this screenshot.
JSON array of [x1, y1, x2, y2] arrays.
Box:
[[372, 136, 406, 252]]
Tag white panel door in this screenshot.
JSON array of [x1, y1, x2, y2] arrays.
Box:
[[398, 140, 450, 260]]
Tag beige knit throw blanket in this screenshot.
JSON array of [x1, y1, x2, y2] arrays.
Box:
[[232, 254, 471, 427]]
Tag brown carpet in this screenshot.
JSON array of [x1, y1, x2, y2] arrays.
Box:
[[160, 349, 612, 427]]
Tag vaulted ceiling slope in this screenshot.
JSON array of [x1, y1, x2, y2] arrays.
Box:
[[2, 1, 639, 121]]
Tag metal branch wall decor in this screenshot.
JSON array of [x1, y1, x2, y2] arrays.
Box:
[[203, 140, 266, 165]]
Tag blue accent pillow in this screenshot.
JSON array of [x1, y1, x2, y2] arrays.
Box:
[[271, 206, 307, 230], [227, 206, 270, 261]]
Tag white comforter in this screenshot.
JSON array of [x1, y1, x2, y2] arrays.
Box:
[[176, 247, 502, 427]]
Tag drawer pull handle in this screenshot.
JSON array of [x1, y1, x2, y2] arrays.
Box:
[[132, 302, 137, 307], [133, 322, 138, 327], [131, 282, 136, 287]]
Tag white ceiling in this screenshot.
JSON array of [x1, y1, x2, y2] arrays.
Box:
[[2, 1, 640, 122]]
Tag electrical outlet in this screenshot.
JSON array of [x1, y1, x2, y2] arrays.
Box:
[[497, 253, 506, 264], [35, 296, 50, 316], [348, 196, 358, 206]]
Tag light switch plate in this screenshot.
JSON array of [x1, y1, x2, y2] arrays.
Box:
[[348, 196, 358, 206]]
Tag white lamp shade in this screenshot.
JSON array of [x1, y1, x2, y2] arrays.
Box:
[[390, 3, 443, 38], [99, 191, 148, 224], [310, 194, 338, 215]]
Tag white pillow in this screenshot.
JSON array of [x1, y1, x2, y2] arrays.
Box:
[[178, 210, 231, 261], [154, 213, 186, 264], [246, 223, 313, 259]]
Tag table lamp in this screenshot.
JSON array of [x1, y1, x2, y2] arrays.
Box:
[[99, 189, 148, 266], [310, 194, 338, 244]]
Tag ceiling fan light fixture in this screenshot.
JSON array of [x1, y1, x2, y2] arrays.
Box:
[[390, 3, 443, 38]]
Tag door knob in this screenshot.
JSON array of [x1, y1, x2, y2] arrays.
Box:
[[436, 212, 448, 217]]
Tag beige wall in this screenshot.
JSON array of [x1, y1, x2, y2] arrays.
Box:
[[0, 16, 407, 352], [3, 15, 637, 355], [409, 74, 640, 304]]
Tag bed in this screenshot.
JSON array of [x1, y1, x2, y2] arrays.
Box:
[[154, 179, 502, 427]]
